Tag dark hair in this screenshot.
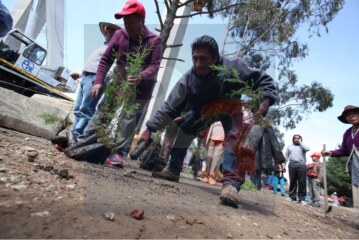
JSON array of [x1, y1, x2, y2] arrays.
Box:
[[191, 35, 219, 60], [292, 134, 302, 142]]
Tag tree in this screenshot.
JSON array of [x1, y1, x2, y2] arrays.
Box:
[[212, 0, 344, 129], [326, 156, 352, 202], [152, 0, 344, 129], [154, 0, 242, 57]]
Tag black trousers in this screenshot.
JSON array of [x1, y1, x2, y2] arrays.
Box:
[[288, 162, 307, 201]]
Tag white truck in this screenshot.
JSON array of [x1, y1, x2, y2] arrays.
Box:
[[0, 29, 76, 101]]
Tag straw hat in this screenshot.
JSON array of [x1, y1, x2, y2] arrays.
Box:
[[99, 22, 120, 37]]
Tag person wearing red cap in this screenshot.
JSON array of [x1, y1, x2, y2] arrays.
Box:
[[91, 0, 162, 166], [306, 152, 323, 207], [322, 105, 359, 207]]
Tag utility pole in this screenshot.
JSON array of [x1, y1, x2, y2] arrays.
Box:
[[322, 144, 330, 216], [140, 1, 193, 133]]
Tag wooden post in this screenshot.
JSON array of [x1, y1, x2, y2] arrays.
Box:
[[322, 144, 330, 216]]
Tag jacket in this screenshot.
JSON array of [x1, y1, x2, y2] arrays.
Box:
[[331, 127, 359, 157], [146, 56, 277, 131], [94, 26, 162, 100], [274, 163, 286, 178]]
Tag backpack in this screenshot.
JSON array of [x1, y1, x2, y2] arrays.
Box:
[[306, 163, 319, 178]]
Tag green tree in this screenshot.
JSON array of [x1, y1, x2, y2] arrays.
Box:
[[211, 0, 343, 129], [153, 0, 343, 129], [326, 156, 352, 199]]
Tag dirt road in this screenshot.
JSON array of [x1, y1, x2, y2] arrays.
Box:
[[0, 127, 358, 239]]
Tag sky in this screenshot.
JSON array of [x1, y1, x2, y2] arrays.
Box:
[[5, 0, 359, 163]]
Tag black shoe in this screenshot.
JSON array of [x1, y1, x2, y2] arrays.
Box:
[[152, 169, 179, 182], [66, 142, 107, 161], [64, 134, 97, 154], [51, 135, 68, 148]]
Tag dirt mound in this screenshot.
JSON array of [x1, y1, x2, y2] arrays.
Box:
[[0, 127, 358, 238]]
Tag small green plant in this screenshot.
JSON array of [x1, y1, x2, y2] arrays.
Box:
[[94, 40, 154, 150], [211, 64, 264, 111], [241, 180, 258, 192], [39, 113, 62, 124]]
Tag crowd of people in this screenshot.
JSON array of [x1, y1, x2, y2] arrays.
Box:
[[42, 0, 358, 209]]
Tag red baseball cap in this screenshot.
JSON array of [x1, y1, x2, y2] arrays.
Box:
[[310, 152, 321, 158], [114, 0, 146, 19]]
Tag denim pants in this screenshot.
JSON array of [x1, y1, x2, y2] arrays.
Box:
[[273, 176, 286, 195], [72, 75, 100, 138], [168, 99, 244, 191]]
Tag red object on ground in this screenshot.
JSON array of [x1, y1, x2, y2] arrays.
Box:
[[54, 144, 64, 152], [130, 209, 144, 220]]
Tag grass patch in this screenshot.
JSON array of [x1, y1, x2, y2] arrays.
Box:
[[39, 113, 62, 124], [241, 180, 258, 192]]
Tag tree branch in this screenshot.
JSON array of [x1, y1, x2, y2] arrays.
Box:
[[163, 57, 185, 62], [154, 0, 164, 30], [176, 3, 244, 18], [164, 0, 171, 12], [166, 43, 183, 48], [178, 0, 196, 8]]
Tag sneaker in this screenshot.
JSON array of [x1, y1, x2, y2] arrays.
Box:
[[152, 169, 179, 182], [220, 185, 240, 208], [104, 154, 124, 168], [286, 197, 296, 202], [312, 202, 321, 208], [298, 200, 308, 206]]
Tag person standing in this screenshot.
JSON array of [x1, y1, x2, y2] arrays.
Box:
[[202, 121, 224, 185], [306, 152, 323, 207], [71, 22, 119, 139], [273, 163, 286, 196], [138, 35, 277, 208], [285, 134, 310, 204], [91, 0, 162, 166], [322, 105, 359, 208]]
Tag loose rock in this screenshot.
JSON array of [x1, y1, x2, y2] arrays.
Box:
[[104, 212, 115, 221], [130, 209, 144, 220]]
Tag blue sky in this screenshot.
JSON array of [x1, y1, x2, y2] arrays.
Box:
[[6, 0, 359, 161]]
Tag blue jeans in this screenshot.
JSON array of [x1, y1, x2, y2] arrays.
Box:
[[72, 75, 100, 138], [273, 176, 286, 195]]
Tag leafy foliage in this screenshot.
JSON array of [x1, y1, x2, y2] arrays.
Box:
[[152, 0, 343, 131], [95, 43, 153, 150], [210, 64, 264, 123], [268, 71, 334, 129], [211, 0, 343, 129], [326, 156, 352, 200]]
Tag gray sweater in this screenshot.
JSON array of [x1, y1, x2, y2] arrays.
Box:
[[146, 56, 277, 132], [284, 143, 310, 165]]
